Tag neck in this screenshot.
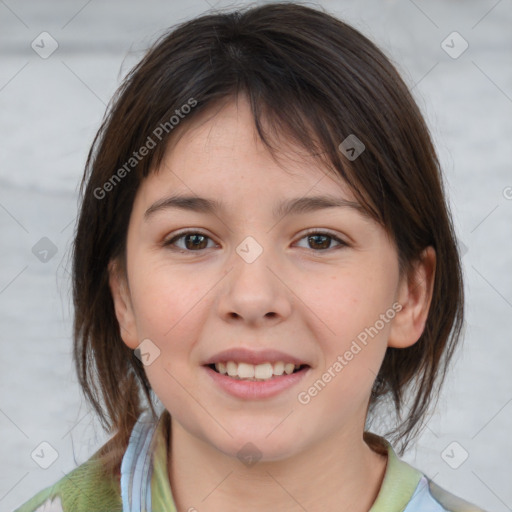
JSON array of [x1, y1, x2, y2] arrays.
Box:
[[167, 420, 387, 512]]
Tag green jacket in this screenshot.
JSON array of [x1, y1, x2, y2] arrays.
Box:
[[13, 454, 123, 511], [14, 410, 486, 512]]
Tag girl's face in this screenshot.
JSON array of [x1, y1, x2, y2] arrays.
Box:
[[110, 96, 433, 462]]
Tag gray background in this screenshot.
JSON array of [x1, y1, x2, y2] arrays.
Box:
[[1, 0, 511, 510]]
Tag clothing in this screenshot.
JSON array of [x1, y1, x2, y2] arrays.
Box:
[[14, 410, 487, 512]]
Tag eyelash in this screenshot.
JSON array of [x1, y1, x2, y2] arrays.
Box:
[[162, 229, 348, 254]]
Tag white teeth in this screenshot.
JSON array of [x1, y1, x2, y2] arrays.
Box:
[[284, 363, 295, 375], [237, 362, 255, 379], [273, 361, 284, 376], [254, 363, 273, 380], [226, 361, 237, 377], [213, 361, 303, 381]]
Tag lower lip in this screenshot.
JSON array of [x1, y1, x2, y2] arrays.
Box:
[[203, 365, 310, 400]]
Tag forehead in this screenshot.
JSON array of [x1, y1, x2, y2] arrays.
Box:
[[141, 96, 356, 203]]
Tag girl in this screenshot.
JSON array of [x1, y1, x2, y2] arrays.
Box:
[[15, 3, 486, 511]]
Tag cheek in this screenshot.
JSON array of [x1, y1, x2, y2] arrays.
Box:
[[305, 265, 395, 337], [300, 265, 395, 385], [128, 262, 212, 390], [128, 260, 206, 339], [132, 271, 205, 408]]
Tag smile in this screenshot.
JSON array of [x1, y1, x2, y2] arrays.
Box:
[[210, 361, 308, 381], [203, 363, 311, 400]]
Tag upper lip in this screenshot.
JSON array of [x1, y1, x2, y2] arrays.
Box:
[[203, 348, 309, 366]]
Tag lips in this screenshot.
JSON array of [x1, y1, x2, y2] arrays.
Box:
[[202, 347, 309, 367], [203, 362, 311, 399]]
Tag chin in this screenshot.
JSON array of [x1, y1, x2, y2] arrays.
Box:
[[207, 428, 306, 464], [172, 410, 311, 463]]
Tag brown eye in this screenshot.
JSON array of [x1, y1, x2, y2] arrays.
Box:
[[308, 234, 331, 250], [296, 231, 347, 251], [164, 230, 347, 253], [164, 232, 215, 252]]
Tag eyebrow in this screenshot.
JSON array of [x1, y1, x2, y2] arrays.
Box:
[[144, 194, 371, 221]]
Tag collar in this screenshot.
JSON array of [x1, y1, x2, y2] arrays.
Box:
[[121, 410, 423, 512]]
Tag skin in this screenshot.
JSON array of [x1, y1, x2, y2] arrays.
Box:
[[109, 94, 436, 512]]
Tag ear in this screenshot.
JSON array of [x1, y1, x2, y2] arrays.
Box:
[[388, 246, 436, 349], [108, 259, 139, 350]]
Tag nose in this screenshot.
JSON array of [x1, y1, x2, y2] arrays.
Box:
[[216, 243, 293, 327]]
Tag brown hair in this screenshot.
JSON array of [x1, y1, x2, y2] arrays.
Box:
[[72, 2, 464, 474]]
